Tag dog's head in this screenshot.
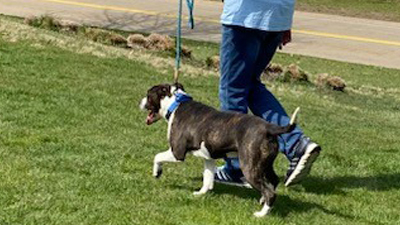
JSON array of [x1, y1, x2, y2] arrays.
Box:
[[139, 83, 185, 125]]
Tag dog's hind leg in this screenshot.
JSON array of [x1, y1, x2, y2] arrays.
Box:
[[194, 159, 216, 196], [253, 179, 277, 217], [242, 165, 277, 217], [153, 148, 178, 178], [254, 203, 273, 218], [240, 146, 279, 217]]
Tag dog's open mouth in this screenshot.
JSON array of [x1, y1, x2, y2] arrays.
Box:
[[146, 111, 159, 125]]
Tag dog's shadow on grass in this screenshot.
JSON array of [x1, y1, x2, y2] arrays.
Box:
[[210, 184, 355, 219], [300, 173, 400, 195], [169, 179, 354, 220]]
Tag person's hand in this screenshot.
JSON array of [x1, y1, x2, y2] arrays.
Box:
[[279, 30, 292, 50]]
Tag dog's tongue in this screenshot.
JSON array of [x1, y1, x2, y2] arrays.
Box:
[[146, 113, 154, 125]]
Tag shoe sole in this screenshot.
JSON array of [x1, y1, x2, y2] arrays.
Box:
[[284, 143, 321, 187]]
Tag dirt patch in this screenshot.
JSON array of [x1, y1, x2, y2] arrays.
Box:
[[127, 34, 147, 48], [316, 73, 346, 91], [283, 64, 310, 82], [206, 55, 220, 71], [263, 63, 284, 81], [84, 28, 127, 46], [262, 63, 347, 91], [127, 33, 191, 58], [263, 63, 309, 83], [146, 33, 174, 50]]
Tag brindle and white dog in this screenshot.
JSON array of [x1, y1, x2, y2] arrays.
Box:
[[139, 83, 299, 217]]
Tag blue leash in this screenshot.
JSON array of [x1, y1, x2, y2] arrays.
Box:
[[174, 0, 195, 82], [186, 0, 195, 29]]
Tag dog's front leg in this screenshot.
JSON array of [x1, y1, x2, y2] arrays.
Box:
[[153, 148, 178, 178], [194, 159, 215, 196]]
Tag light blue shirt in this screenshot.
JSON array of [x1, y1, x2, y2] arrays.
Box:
[[221, 0, 296, 31]]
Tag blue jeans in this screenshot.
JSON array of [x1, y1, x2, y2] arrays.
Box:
[[219, 25, 303, 170]]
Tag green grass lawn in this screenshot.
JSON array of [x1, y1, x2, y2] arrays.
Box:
[[1, 18, 400, 225]]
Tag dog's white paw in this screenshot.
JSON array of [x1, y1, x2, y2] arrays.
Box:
[[153, 164, 162, 178], [193, 191, 206, 196], [253, 204, 271, 218], [253, 211, 266, 218]]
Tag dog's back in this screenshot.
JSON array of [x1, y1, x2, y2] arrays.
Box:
[[170, 100, 294, 159]]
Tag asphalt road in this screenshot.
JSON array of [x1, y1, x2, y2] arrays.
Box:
[[1, 0, 400, 69]]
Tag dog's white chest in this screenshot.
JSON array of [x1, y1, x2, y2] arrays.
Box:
[[167, 112, 175, 140], [191, 142, 212, 160]]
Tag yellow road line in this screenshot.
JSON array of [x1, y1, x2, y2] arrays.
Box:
[[292, 29, 400, 47], [43, 0, 215, 22], [43, 0, 159, 15], [41, 0, 400, 47]]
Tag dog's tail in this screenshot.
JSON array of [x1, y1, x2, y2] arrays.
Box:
[[268, 107, 300, 136]]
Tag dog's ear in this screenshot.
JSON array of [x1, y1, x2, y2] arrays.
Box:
[[174, 82, 185, 91], [147, 84, 171, 102], [161, 86, 169, 94], [157, 84, 172, 97]]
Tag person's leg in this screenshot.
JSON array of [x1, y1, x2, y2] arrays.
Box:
[[218, 29, 321, 187], [219, 25, 263, 114], [217, 25, 264, 185], [220, 30, 299, 170], [246, 32, 303, 158], [246, 32, 321, 186]]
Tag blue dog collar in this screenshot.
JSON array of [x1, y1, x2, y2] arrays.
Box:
[[165, 91, 193, 120]]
